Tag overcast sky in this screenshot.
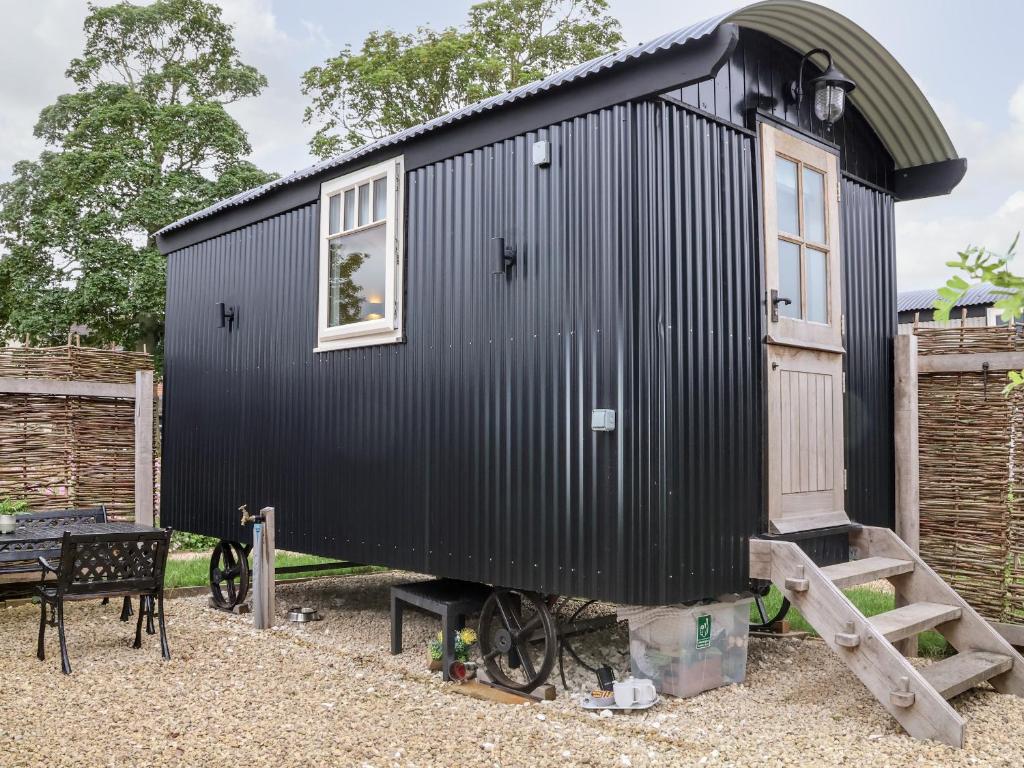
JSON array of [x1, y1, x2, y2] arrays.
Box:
[[2, 0, 1022, 291]]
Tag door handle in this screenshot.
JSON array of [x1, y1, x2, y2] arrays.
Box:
[[770, 289, 792, 322]]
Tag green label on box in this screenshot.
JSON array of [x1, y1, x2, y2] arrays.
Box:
[[696, 614, 712, 649]]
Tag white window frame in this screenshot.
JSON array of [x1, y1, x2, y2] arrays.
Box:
[[316, 155, 405, 352]]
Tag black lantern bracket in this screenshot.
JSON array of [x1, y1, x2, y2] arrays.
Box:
[[217, 302, 237, 332], [490, 236, 517, 276]]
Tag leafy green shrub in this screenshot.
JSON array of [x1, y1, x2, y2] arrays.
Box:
[[170, 530, 219, 552]]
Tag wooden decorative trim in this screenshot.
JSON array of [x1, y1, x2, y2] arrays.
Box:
[[917, 350, 1024, 373], [0, 377, 135, 399]]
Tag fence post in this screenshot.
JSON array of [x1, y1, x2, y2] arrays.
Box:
[[252, 506, 276, 629], [893, 334, 919, 656], [134, 370, 155, 526]]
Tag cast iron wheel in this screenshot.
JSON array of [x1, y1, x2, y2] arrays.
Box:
[[750, 589, 790, 631], [478, 588, 557, 692], [209, 540, 250, 610]]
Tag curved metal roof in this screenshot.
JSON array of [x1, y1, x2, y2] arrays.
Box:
[[158, 0, 958, 237], [726, 0, 957, 170]]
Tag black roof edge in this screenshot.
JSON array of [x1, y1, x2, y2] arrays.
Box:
[[893, 157, 968, 201], [157, 24, 738, 254]]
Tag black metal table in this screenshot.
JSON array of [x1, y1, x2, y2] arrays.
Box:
[[0, 521, 159, 565]]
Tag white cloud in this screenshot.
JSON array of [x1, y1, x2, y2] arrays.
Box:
[[895, 83, 1024, 291], [215, 0, 330, 175], [0, 3, 93, 182]]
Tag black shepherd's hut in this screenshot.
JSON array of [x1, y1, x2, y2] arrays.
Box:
[[157, 2, 964, 625]]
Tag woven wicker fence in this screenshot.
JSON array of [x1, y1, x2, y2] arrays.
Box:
[[0, 346, 153, 521], [917, 327, 1024, 624]]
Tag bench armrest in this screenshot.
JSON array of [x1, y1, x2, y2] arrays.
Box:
[[37, 556, 57, 576]]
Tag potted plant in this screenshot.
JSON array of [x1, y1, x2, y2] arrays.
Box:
[[427, 628, 478, 671], [0, 498, 28, 535]]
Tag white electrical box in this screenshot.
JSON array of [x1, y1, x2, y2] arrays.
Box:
[[532, 140, 551, 167], [591, 409, 616, 431]]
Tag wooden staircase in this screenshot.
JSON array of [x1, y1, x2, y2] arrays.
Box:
[[750, 525, 1024, 747]]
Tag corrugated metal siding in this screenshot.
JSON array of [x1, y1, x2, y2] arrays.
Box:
[[841, 178, 896, 528], [162, 100, 761, 605]]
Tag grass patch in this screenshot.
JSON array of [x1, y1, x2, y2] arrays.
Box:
[[164, 552, 384, 590], [751, 585, 951, 658]]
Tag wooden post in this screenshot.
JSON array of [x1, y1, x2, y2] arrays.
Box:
[[252, 506, 276, 629], [134, 370, 155, 526], [893, 334, 920, 656]]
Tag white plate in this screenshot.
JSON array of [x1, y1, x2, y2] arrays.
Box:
[[581, 694, 659, 711]]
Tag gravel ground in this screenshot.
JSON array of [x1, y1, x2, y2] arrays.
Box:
[[2, 570, 1023, 767]]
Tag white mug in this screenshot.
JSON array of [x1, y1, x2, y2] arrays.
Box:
[[613, 677, 657, 707], [633, 677, 657, 704]]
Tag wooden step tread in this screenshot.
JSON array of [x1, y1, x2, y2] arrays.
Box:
[[871, 602, 962, 642], [819, 556, 915, 589], [920, 651, 1013, 700]]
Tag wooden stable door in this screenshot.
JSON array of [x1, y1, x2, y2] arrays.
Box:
[[760, 123, 848, 534]]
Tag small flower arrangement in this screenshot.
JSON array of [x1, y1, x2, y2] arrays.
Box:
[[428, 627, 478, 663]]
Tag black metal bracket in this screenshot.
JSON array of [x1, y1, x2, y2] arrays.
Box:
[[491, 236, 517, 275], [217, 302, 237, 332]]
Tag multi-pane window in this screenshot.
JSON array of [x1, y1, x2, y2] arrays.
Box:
[[317, 156, 404, 351], [775, 154, 830, 325]]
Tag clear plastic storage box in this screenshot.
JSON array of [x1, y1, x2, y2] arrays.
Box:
[[617, 598, 752, 699]]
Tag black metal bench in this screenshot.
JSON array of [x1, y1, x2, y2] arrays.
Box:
[[390, 579, 491, 680], [0, 507, 107, 601], [36, 527, 172, 674]]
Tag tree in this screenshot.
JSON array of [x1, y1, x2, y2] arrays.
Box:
[[935, 232, 1023, 392], [0, 0, 275, 355], [301, 0, 623, 158]]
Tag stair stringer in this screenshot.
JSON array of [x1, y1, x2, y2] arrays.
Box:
[[852, 525, 1024, 697], [753, 538, 966, 747]]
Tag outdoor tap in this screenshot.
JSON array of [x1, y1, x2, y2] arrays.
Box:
[[239, 504, 265, 526]]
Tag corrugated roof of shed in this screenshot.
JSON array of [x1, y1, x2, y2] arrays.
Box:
[[158, 0, 959, 238], [897, 284, 1006, 313]]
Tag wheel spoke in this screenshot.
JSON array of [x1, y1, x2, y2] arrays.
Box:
[[514, 613, 542, 642], [494, 591, 523, 634], [515, 641, 537, 680]]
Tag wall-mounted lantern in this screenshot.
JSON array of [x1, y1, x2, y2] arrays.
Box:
[[789, 48, 856, 125]]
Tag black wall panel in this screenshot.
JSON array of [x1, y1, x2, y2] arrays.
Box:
[[163, 100, 762, 605], [841, 178, 897, 528]]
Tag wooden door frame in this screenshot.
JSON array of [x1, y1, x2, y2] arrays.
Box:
[[757, 119, 848, 534]]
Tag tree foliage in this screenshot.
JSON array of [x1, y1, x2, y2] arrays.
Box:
[[0, 0, 274, 354], [301, 0, 623, 158], [935, 232, 1023, 392]]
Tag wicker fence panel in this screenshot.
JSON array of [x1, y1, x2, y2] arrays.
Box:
[[917, 327, 1024, 623], [0, 346, 153, 521]]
